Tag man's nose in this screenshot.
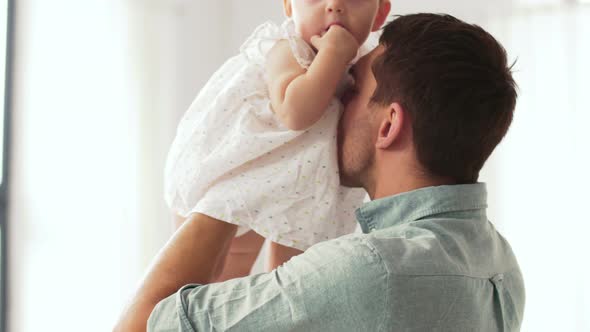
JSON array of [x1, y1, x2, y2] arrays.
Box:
[[326, 0, 344, 14]]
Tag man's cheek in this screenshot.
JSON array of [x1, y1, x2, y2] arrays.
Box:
[[339, 110, 350, 131]]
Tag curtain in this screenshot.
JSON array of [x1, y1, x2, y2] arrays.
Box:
[[481, 5, 590, 331]]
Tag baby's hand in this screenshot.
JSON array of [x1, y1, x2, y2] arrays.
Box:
[[310, 25, 359, 63]]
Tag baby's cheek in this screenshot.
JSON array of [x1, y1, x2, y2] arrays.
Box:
[[352, 18, 375, 43], [297, 25, 317, 44]]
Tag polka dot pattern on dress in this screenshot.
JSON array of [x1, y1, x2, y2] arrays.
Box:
[[163, 19, 376, 251]]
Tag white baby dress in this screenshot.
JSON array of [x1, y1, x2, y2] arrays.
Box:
[[164, 19, 378, 251]]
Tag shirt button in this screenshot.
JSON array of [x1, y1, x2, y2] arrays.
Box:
[[491, 273, 504, 283]]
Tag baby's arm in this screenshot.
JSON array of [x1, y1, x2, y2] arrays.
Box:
[[267, 26, 359, 131]]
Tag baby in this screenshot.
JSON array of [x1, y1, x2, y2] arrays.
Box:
[[164, 0, 391, 281]]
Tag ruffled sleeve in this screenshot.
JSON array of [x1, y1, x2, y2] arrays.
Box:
[[239, 21, 285, 66], [239, 19, 316, 69], [281, 19, 316, 69]]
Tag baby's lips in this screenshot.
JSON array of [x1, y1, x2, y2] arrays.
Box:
[[326, 22, 344, 30]]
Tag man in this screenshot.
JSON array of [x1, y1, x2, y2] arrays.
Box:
[[117, 13, 525, 331]]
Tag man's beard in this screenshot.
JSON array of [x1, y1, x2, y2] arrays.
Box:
[[338, 121, 375, 188]]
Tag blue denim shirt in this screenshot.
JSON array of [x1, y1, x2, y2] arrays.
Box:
[[148, 183, 525, 331]]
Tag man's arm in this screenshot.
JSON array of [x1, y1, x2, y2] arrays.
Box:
[[113, 214, 238, 332], [146, 234, 388, 331]]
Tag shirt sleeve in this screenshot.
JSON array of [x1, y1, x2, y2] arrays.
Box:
[[147, 234, 389, 332]]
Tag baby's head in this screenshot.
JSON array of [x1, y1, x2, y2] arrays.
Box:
[[283, 0, 391, 46]]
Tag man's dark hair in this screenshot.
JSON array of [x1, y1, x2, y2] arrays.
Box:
[[371, 13, 517, 184]]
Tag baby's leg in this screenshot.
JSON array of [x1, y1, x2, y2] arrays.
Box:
[[214, 230, 265, 282], [266, 241, 304, 272]]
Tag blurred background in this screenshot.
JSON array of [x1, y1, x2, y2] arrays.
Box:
[[0, 0, 588, 331]]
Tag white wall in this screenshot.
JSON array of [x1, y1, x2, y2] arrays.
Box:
[[482, 6, 590, 331]]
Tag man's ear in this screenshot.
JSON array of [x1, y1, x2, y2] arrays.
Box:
[[372, 1, 391, 32], [376, 102, 404, 149], [284, 0, 293, 17]]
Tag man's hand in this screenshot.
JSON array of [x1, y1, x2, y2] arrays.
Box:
[[310, 25, 359, 63]]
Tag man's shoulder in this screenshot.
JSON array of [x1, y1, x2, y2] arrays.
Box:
[[298, 232, 384, 269], [276, 232, 391, 328], [364, 219, 521, 279], [277, 232, 390, 292]]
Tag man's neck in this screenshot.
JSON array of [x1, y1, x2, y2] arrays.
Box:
[[366, 162, 455, 200]]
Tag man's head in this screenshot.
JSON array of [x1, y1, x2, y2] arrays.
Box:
[[338, 14, 517, 192]]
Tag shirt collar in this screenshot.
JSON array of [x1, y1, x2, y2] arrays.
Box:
[[355, 183, 488, 233]]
